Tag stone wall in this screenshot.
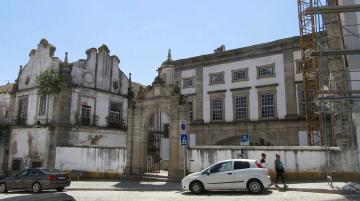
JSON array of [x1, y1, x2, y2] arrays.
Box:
[[55, 146, 127, 178], [190, 119, 307, 146], [188, 146, 360, 180]]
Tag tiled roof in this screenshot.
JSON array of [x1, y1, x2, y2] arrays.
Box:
[[0, 83, 16, 93]]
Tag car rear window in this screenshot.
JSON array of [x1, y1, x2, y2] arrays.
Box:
[[234, 161, 250, 170], [42, 169, 61, 173]]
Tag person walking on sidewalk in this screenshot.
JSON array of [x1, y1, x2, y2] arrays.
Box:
[[274, 154, 287, 188], [260, 153, 267, 168]]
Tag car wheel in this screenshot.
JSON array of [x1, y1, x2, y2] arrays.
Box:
[[56, 187, 65, 192], [32, 182, 42, 193], [247, 179, 264, 194], [190, 181, 204, 194], [0, 183, 7, 193]]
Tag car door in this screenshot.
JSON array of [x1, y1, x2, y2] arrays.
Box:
[[24, 169, 43, 190], [203, 161, 235, 190], [12, 170, 29, 190], [233, 161, 251, 189]]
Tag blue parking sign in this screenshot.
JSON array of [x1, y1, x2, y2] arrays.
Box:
[[241, 134, 249, 145], [180, 134, 188, 145]]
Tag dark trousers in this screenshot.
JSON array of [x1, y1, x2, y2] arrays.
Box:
[[275, 171, 285, 184]]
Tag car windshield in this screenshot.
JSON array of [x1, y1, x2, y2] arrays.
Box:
[[41, 169, 61, 173]]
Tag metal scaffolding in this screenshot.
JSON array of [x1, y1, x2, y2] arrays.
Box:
[[298, 0, 360, 183]]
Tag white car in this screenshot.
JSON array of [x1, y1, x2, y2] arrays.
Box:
[[182, 159, 271, 194]]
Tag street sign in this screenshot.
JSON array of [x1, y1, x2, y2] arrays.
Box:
[[240, 134, 249, 146], [179, 120, 188, 134], [180, 134, 188, 145]]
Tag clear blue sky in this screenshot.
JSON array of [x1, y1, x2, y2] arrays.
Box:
[[0, 0, 299, 86]]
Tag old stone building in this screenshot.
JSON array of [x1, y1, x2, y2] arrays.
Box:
[[0, 36, 312, 179], [0, 39, 129, 176], [158, 36, 308, 146], [126, 36, 312, 179]]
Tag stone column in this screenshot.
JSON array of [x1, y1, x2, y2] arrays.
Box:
[[195, 67, 204, 123], [283, 50, 298, 118], [168, 101, 187, 180]]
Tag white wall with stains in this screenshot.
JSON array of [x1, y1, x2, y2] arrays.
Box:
[[9, 128, 49, 169], [55, 146, 127, 173], [188, 146, 359, 174], [67, 128, 127, 147]]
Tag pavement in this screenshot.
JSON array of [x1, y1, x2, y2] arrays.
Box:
[[66, 180, 360, 194]]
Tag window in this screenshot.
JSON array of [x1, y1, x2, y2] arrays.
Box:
[[232, 69, 248, 82], [38, 95, 47, 116], [81, 105, 91, 126], [210, 161, 232, 173], [234, 161, 250, 170], [209, 72, 224, 85], [163, 123, 169, 138], [17, 170, 29, 177], [108, 103, 122, 128], [31, 161, 42, 168], [296, 60, 303, 73], [257, 64, 275, 78], [18, 98, 28, 118], [11, 159, 21, 171], [234, 96, 248, 120], [188, 101, 193, 121], [183, 78, 194, 88], [261, 94, 275, 118], [211, 98, 223, 121], [29, 169, 44, 176]]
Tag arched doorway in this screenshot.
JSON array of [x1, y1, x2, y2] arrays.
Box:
[[125, 79, 188, 180], [146, 112, 170, 174]]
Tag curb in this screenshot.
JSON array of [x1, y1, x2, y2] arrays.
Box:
[[66, 187, 182, 191]]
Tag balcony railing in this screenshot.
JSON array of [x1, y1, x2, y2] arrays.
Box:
[[12, 115, 27, 126], [75, 114, 98, 126], [106, 117, 127, 129]]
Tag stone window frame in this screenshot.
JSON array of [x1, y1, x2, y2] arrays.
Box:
[[183, 77, 195, 88], [209, 71, 225, 85], [18, 96, 29, 118], [231, 88, 250, 121], [38, 95, 47, 116], [257, 85, 278, 120], [256, 63, 276, 79], [232, 68, 249, 82], [208, 90, 226, 122], [295, 59, 303, 74]]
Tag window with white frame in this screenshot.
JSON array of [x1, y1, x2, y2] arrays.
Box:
[[211, 98, 223, 121], [209, 72, 224, 85], [183, 78, 194, 88], [232, 69, 248, 82], [257, 64, 275, 78], [38, 95, 47, 116], [234, 96, 248, 120], [261, 94, 275, 118]]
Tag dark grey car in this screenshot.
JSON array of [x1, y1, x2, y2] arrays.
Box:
[[0, 168, 71, 193]]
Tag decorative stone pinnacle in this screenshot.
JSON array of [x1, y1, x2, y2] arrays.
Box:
[[167, 49, 172, 61]]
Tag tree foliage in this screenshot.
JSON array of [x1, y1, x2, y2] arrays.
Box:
[[36, 69, 63, 95]]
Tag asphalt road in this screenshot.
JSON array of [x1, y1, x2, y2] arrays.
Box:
[[0, 190, 360, 201]]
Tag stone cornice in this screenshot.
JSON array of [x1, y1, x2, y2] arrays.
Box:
[[172, 36, 300, 68]]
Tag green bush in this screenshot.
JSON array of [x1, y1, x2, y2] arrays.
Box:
[[36, 69, 63, 95]]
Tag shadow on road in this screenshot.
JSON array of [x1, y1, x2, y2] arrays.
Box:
[[0, 192, 76, 201], [181, 190, 273, 196], [113, 181, 181, 191]]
